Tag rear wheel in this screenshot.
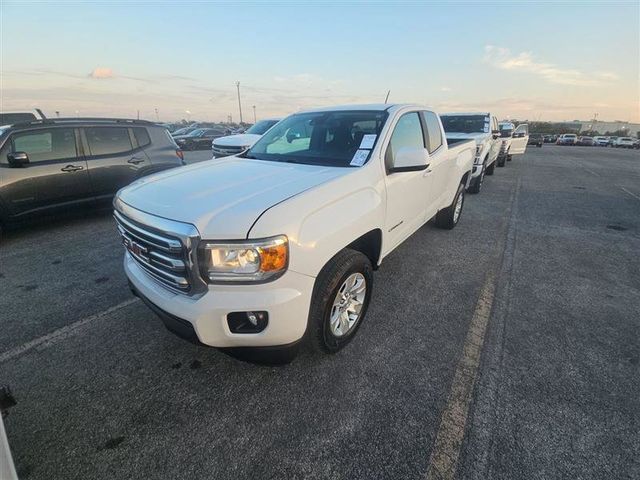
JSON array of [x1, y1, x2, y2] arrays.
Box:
[[507, 154, 513, 161], [497, 156, 506, 167], [308, 249, 373, 354], [435, 182, 465, 230]]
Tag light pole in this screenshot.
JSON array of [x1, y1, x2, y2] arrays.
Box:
[[236, 81, 243, 124], [252, 105, 256, 123]]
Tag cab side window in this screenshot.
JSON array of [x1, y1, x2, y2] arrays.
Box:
[[85, 127, 133, 156], [422, 111, 443, 153], [385, 112, 425, 170], [12, 128, 77, 162]]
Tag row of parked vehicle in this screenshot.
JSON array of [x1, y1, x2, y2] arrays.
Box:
[[0, 105, 530, 360], [555, 134, 638, 148]]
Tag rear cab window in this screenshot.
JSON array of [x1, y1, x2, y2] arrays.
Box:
[[421, 111, 443, 153]]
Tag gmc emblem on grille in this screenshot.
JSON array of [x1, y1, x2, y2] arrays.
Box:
[[123, 236, 148, 257]]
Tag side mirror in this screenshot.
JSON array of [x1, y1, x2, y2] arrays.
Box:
[[492, 129, 500, 138], [7, 151, 29, 167], [389, 146, 429, 173]]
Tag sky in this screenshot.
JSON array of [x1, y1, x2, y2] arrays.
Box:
[[1, 0, 638, 123]]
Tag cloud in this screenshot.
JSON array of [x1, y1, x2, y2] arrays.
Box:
[[440, 86, 452, 92], [483, 45, 618, 87], [89, 67, 115, 79]]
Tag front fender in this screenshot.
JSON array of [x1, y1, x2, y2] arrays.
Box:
[[248, 171, 385, 278]]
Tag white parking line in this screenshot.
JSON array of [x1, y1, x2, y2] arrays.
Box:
[[425, 272, 497, 480], [426, 175, 521, 479], [0, 298, 138, 364]]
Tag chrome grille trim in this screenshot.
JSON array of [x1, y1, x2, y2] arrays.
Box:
[[113, 197, 208, 297]]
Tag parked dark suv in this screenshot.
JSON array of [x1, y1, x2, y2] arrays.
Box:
[[0, 118, 184, 230]]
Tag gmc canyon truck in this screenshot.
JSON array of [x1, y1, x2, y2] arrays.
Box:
[[114, 104, 474, 357], [440, 112, 501, 193]]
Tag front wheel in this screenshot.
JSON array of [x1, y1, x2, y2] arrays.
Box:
[[507, 154, 513, 161], [308, 249, 373, 354], [435, 182, 465, 230], [485, 161, 495, 176]]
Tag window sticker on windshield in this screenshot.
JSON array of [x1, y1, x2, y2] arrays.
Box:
[[359, 134, 377, 150], [484, 121, 490, 133], [350, 149, 370, 166]]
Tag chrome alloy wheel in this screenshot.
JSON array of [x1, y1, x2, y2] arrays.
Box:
[[453, 190, 464, 224], [329, 273, 366, 337]]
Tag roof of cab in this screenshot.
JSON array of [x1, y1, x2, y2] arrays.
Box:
[[441, 112, 491, 117], [297, 103, 427, 114]]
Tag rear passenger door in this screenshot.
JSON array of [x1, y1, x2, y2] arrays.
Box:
[[82, 126, 150, 200], [420, 110, 448, 213], [2, 127, 92, 216]]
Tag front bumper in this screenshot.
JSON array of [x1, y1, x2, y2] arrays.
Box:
[[125, 253, 315, 348]]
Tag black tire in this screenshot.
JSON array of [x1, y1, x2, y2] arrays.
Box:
[[497, 156, 506, 167], [485, 161, 495, 175], [435, 182, 465, 230], [507, 154, 513, 161], [467, 164, 484, 194], [308, 249, 373, 354]]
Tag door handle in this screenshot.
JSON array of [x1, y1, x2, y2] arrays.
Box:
[[128, 157, 144, 164], [61, 165, 83, 172]]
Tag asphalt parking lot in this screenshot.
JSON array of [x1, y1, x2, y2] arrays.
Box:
[[1, 145, 639, 479]]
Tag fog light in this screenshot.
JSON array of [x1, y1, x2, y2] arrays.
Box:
[[227, 311, 268, 333]]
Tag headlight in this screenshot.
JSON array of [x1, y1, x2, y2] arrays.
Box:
[[199, 235, 288, 283]]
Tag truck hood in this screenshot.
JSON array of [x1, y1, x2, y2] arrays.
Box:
[[117, 157, 347, 238], [213, 134, 262, 148], [445, 132, 489, 145]]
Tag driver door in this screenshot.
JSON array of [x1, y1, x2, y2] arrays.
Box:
[[383, 111, 431, 252], [510, 124, 529, 155]]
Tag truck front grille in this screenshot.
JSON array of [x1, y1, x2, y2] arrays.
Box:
[[114, 210, 191, 293], [212, 144, 245, 157]]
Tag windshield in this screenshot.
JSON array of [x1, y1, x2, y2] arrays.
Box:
[[246, 120, 279, 135], [187, 129, 205, 137], [440, 115, 489, 134], [245, 110, 388, 167]]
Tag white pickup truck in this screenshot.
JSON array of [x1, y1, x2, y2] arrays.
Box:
[[114, 104, 474, 356], [440, 112, 501, 193], [497, 122, 529, 165]]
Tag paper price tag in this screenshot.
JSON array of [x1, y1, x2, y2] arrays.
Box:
[[359, 134, 377, 150], [350, 149, 370, 166]]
